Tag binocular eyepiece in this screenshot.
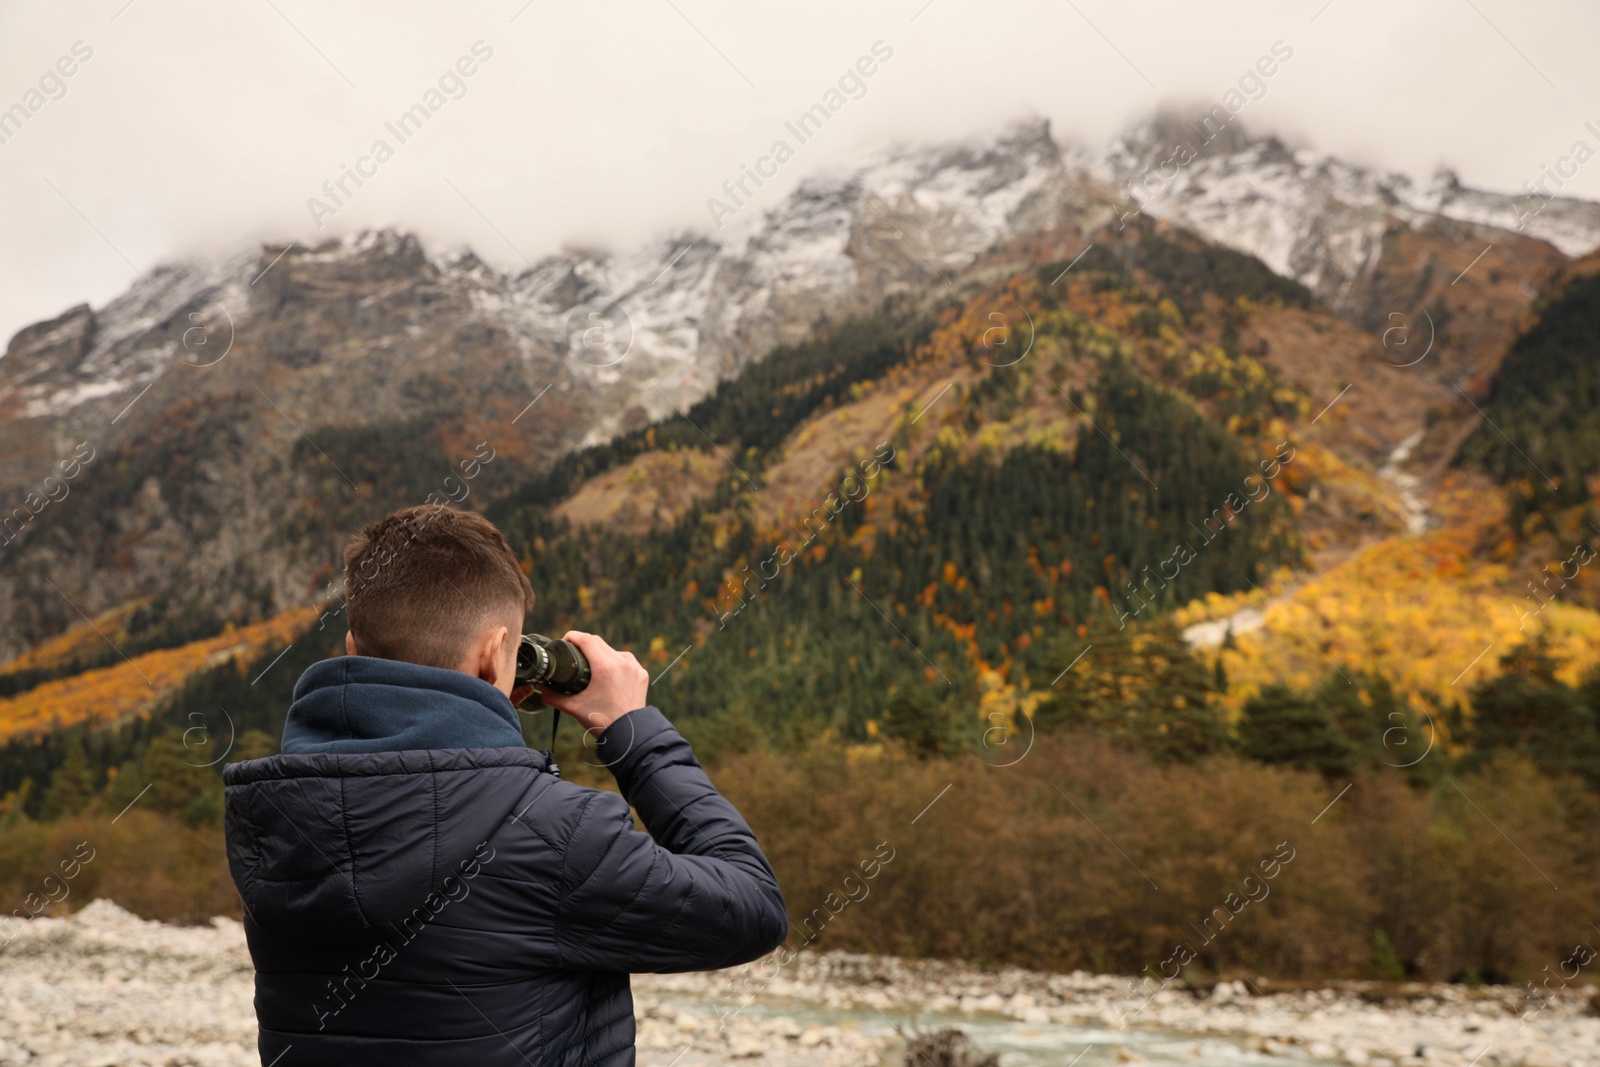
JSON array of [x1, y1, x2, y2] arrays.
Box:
[[515, 633, 592, 695]]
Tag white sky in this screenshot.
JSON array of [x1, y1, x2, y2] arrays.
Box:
[[0, 0, 1595, 345]]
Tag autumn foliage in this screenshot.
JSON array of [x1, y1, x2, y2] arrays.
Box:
[[4, 734, 1593, 985], [0, 608, 316, 743]]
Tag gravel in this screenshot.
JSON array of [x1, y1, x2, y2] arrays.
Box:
[[1, 901, 1596, 1067]]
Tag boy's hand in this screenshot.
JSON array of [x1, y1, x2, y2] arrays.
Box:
[[537, 630, 647, 734]]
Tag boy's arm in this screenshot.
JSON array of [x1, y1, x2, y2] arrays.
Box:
[[551, 706, 787, 972]]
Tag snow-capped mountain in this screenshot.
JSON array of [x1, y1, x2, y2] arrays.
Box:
[[1093, 113, 1600, 312], [0, 120, 1102, 656], [9, 113, 1596, 450], [1, 113, 1595, 658], [1, 121, 1087, 455]]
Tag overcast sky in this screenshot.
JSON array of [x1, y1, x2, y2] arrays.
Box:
[[0, 0, 1595, 345]]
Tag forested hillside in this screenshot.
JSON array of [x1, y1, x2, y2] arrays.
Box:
[[1458, 268, 1600, 518]]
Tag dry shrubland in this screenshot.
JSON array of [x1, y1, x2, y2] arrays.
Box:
[[718, 734, 1594, 983], [11, 732, 1579, 984]]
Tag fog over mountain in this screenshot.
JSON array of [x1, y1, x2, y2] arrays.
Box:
[[2, 0, 1596, 346]]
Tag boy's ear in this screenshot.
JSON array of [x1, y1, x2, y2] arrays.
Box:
[[346, 631, 358, 656], [476, 624, 513, 688]]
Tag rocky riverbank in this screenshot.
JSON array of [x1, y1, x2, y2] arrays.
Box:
[[1, 902, 1596, 1067]]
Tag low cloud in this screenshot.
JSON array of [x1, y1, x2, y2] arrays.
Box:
[[1, 0, 1596, 344]]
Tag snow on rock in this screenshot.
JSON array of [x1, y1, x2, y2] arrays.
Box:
[[11, 250, 255, 420], [2, 120, 1075, 438], [1402, 168, 1600, 259], [1092, 117, 1600, 307], [9, 113, 1600, 436]]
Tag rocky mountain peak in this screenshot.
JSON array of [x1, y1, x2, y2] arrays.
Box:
[[4, 112, 1598, 474]]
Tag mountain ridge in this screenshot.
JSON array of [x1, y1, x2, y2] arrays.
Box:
[[0, 113, 1595, 666], [11, 113, 1598, 436]]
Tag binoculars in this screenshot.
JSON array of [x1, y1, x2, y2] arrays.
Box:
[[515, 633, 591, 695]]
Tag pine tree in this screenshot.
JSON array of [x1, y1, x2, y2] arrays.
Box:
[[41, 739, 96, 819], [1316, 671, 1438, 778], [1238, 684, 1358, 777], [1468, 639, 1600, 786], [141, 736, 224, 819], [1368, 930, 1407, 981], [1035, 619, 1227, 763], [0, 778, 35, 827], [233, 729, 280, 762], [879, 690, 959, 758]]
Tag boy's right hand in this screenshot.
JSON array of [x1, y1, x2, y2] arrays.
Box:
[[537, 630, 648, 735]]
